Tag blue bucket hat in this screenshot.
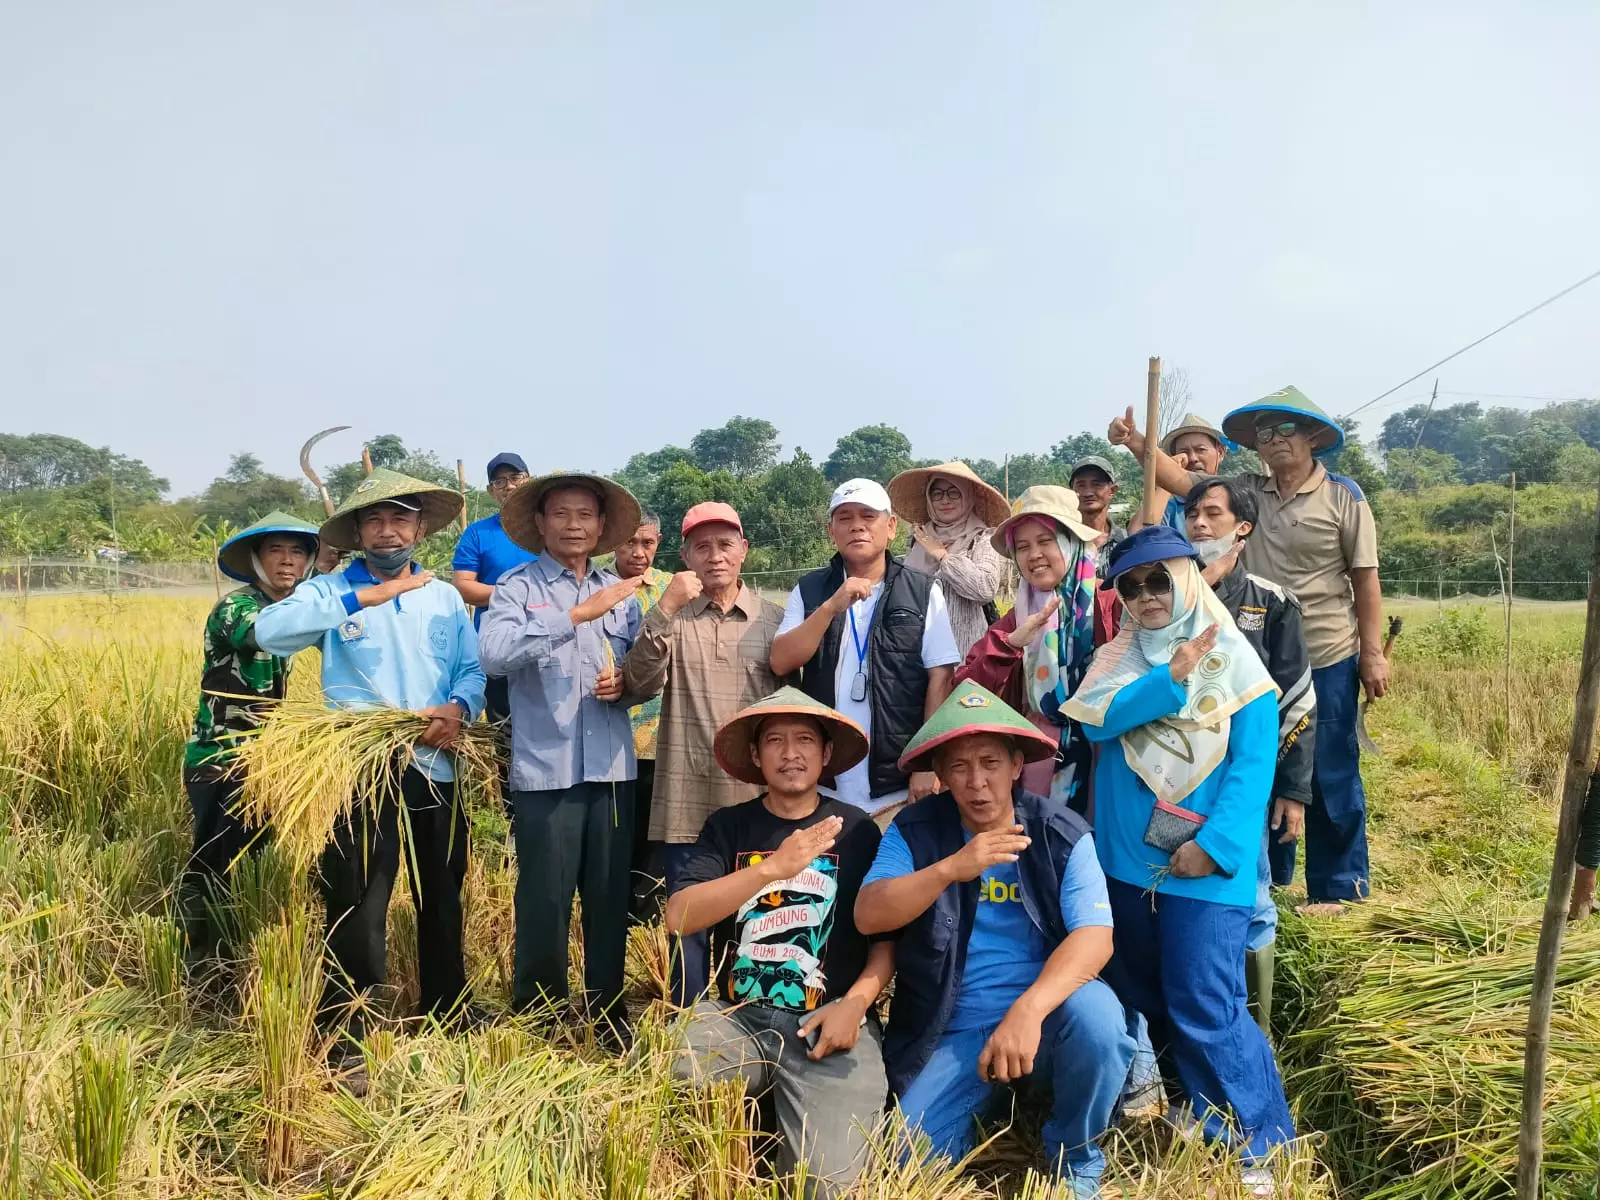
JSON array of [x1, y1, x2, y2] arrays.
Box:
[[216, 511, 321, 583], [1221, 386, 1345, 458], [1099, 525, 1201, 589]]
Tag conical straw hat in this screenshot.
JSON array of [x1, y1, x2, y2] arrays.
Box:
[[501, 471, 643, 556], [887, 461, 1011, 528], [216, 511, 321, 583], [713, 686, 869, 786], [319, 468, 464, 552], [897, 680, 1058, 774]]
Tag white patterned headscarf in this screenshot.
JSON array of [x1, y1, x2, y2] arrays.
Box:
[[1061, 557, 1276, 805]]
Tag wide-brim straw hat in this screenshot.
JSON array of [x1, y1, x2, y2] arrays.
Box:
[[713, 686, 868, 786], [897, 680, 1059, 774], [319, 469, 464, 552], [217, 510, 321, 583], [501, 471, 643, 556], [1221, 387, 1345, 457], [887, 461, 1011, 529], [990, 484, 1099, 553], [1159, 413, 1225, 456]]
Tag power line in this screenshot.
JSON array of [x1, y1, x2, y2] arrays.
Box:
[[1347, 266, 1600, 419]]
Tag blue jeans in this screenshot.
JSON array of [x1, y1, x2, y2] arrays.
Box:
[[1247, 828, 1278, 954], [1103, 878, 1295, 1160], [896, 980, 1133, 1185], [663, 843, 711, 1007]]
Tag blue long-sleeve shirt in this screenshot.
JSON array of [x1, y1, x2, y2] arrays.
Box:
[[478, 554, 642, 792], [1086, 665, 1276, 908], [255, 559, 487, 783]]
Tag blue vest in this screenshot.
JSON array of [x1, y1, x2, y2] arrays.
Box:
[[882, 787, 1090, 1095]]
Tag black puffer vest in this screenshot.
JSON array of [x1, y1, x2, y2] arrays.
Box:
[[796, 553, 935, 798]]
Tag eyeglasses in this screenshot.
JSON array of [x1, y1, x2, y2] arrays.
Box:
[[1254, 421, 1303, 446], [1115, 566, 1174, 601], [489, 473, 530, 491], [928, 485, 964, 502]]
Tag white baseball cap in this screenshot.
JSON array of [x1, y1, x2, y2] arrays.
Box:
[[828, 479, 893, 515]]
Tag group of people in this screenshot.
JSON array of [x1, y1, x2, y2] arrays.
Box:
[[177, 385, 1395, 1197]]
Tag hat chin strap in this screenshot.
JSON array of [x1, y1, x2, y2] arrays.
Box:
[[251, 549, 315, 591]]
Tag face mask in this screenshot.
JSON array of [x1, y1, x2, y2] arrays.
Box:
[[1191, 530, 1238, 566], [365, 544, 415, 574]]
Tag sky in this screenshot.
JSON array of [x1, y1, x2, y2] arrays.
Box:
[[3, 2, 1598, 497]]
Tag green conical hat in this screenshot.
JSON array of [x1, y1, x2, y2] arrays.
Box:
[[713, 686, 868, 786], [897, 680, 1059, 774], [216, 511, 321, 583], [319, 467, 464, 552], [1221, 386, 1345, 457]]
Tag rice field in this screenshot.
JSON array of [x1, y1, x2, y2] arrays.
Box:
[[0, 592, 1592, 1197]]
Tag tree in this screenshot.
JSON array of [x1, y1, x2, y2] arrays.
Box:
[[615, 446, 696, 497], [823, 425, 913, 484], [1156, 365, 1194, 442], [366, 434, 408, 470], [194, 459, 308, 527], [0, 433, 167, 500], [223, 452, 265, 484], [1553, 442, 1600, 485], [690, 417, 779, 478], [1385, 447, 1462, 493], [1049, 433, 1119, 468]]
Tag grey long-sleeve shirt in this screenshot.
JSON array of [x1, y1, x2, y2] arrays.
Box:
[[478, 554, 642, 793]]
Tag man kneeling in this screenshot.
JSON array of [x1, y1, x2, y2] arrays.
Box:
[[665, 687, 893, 1199], [855, 681, 1134, 1197]]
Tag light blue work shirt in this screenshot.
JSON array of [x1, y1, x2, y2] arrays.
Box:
[[1086, 665, 1277, 908], [254, 559, 487, 783], [478, 554, 642, 793]]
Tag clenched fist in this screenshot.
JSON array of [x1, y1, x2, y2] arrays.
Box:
[[658, 571, 705, 617], [827, 576, 876, 616]]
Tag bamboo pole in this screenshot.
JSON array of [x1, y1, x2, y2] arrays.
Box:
[[1142, 357, 1162, 527], [456, 459, 470, 531], [1506, 472, 1517, 740], [1516, 472, 1600, 1199]]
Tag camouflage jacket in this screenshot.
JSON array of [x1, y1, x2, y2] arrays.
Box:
[[183, 585, 292, 773]]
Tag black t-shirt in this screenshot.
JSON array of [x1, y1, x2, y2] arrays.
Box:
[[672, 796, 882, 1013]]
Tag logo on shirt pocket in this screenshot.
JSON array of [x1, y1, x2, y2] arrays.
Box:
[[338, 615, 366, 643]]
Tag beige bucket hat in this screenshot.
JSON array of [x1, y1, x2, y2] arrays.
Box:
[[887, 461, 1011, 529], [501, 471, 643, 556], [990, 484, 1099, 553], [1160, 413, 1225, 457]]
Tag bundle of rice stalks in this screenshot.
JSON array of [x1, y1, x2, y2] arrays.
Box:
[[1283, 899, 1600, 1200], [234, 700, 504, 875]]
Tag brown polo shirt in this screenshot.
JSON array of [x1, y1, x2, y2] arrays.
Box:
[[1231, 465, 1378, 668], [620, 582, 787, 843]]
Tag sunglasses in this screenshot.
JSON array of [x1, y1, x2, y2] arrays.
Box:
[[1116, 565, 1174, 601], [1254, 420, 1304, 446]]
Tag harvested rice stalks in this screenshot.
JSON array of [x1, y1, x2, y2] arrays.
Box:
[[233, 700, 503, 873]]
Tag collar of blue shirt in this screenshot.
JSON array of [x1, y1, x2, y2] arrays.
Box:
[[534, 554, 609, 584], [343, 558, 423, 586]]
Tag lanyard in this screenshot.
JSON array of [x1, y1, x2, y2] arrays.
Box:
[[847, 602, 868, 668]]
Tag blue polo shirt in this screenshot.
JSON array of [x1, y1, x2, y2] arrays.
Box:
[[1160, 493, 1187, 532], [452, 513, 537, 627]]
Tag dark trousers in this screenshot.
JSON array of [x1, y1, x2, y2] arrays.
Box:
[[179, 770, 262, 957], [1103, 879, 1295, 1161], [1269, 654, 1371, 900], [485, 674, 513, 818], [1579, 772, 1600, 871], [511, 781, 635, 1022], [629, 760, 665, 920], [663, 841, 712, 1007], [318, 765, 470, 1030]]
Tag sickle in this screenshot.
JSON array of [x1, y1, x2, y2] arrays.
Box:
[[299, 425, 352, 517], [1356, 616, 1404, 757]]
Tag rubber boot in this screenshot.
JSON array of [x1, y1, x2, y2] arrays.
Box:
[[1245, 944, 1275, 1038], [1570, 867, 1596, 922]]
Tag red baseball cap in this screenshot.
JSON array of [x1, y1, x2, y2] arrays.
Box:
[[681, 501, 744, 538]]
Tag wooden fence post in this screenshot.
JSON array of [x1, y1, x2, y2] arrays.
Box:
[[1516, 473, 1600, 1198]]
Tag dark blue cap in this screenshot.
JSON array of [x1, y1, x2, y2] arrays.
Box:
[[1100, 525, 1201, 588], [486, 452, 528, 481]]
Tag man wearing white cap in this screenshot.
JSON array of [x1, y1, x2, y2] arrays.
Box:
[[771, 479, 960, 828]]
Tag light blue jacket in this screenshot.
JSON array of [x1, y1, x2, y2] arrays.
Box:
[[255, 559, 487, 783], [1086, 665, 1276, 908]]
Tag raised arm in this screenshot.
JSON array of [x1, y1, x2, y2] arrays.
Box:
[[855, 822, 1031, 934], [1073, 666, 1188, 743], [665, 817, 844, 936], [1108, 406, 1200, 499], [256, 573, 425, 657], [1190, 691, 1278, 878]]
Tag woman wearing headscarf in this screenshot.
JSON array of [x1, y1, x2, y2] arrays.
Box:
[[1062, 525, 1294, 1193], [954, 485, 1100, 815], [888, 462, 1008, 657]]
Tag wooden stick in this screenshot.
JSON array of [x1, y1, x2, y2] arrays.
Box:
[[1507, 471, 1517, 743], [1516, 471, 1600, 1199], [456, 459, 470, 531], [362, 446, 374, 475], [1142, 356, 1162, 527]]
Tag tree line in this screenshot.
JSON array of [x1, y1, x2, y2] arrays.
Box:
[[2, 394, 1597, 596]]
